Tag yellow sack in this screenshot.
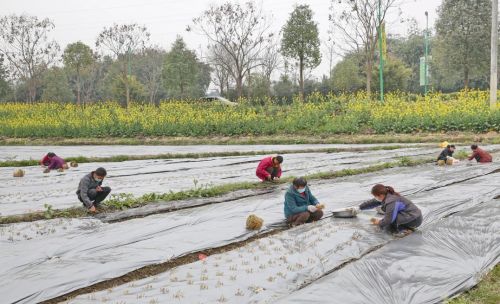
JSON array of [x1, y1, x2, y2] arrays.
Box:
[[13, 169, 25, 177], [246, 214, 264, 230], [437, 160, 446, 166]]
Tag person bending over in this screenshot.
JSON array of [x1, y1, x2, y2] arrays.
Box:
[[44, 152, 66, 170], [468, 144, 492, 163], [359, 184, 422, 235], [437, 144, 456, 165], [256, 155, 283, 181]]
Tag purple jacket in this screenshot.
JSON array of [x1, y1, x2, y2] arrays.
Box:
[[48, 156, 65, 170]]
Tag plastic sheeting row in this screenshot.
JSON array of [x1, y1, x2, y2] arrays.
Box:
[[1, 162, 498, 304], [278, 199, 499, 304], [0, 147, 437, 216], [0, 144, 420, 161], [66, 166, 500, 304]]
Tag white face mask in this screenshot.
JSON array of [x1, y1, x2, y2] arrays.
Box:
[[297, 187, 306, 194], [374, 197, 383, 202]]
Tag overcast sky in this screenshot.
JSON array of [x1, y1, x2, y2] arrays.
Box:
[[2, 0, 441, 78]]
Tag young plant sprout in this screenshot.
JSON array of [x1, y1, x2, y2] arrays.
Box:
[[173, 290, 183, 299], [235, 289, 244, 296], [217, 295, 227, 303]]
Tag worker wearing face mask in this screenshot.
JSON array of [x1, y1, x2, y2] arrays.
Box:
[[284, 177, 324, 227], [358, 184, 422, 235], [76, 167, 112, 213]]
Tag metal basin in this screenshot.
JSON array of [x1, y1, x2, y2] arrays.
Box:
[[332, 207, 358, 218]]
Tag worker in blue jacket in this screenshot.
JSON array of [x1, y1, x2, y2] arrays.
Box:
[[284, 177, 323, 226]]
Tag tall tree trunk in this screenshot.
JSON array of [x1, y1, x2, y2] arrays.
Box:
[[219, 82, 224, 96], [123, 61, 130, 107], [464, 66, 469, 89], [366, 58, 373, 97], [29, 78, 36, 103], [299, 56, 304, 101], [236, 75, 243, 98], [76, 71, 81, 106], [247, 70, 251, 99], [125, 73, 130, 108]]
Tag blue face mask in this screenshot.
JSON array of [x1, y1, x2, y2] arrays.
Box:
[[297, 187, 306, 194]]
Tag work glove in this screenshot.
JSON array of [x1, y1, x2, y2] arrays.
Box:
[[350, 206, 361, 211], [307, 205, 317, 213]]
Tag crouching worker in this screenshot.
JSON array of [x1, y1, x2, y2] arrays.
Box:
[[44, 152, 66, 170], [359, 184, 422, 235], [256, 155, 283, 181], [77, 167, 111, 213], [468, 144, 492, 163], [437, 144, 456, 165], [284, 177, 323, 227]]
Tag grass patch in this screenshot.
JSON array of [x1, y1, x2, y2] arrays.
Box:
[[454, 150, 470, 160], [0, 145, 411, 167], [0, 157, 432, 225], [446, 264, 500, 304], [0, 132, 498, 146]]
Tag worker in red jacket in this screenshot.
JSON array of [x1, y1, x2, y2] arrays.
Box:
[[256, 155, 283, 181], [468, 144, 493, 163], [40, 153, 51, 166]]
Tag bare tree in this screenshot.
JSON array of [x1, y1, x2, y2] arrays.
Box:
[[329, 0, 399, 95], [134, 47, 165, 105], [0, 15, 59, 102], [96, 23, 150, 107], [324, 24, 339, 80], [261, 37, 282, 82], [208, 44, 233, 96], [191, 1, 272, 98]]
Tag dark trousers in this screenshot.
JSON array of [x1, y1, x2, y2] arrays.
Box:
[[265, 167, 279, 179], [287, 210, 324, 226], [389, 215, 423, 232], [78, 187, 111, 206]]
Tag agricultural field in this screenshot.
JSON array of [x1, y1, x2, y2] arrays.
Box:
[[1, 0, 499, 302], [0, 91, 499, 138], [1, 144, 499, 304]]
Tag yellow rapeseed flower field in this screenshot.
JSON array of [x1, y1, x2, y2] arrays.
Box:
[[0, 91, 498, 138]]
